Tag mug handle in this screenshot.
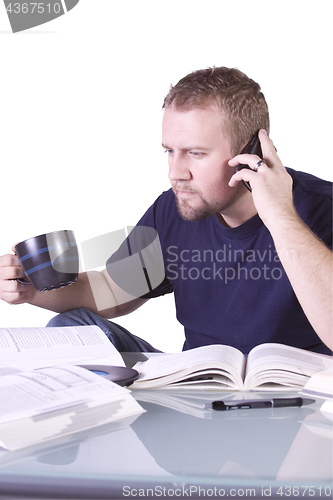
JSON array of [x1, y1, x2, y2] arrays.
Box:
[[16, 278, 31, 285], [13, 249, 31, 285]]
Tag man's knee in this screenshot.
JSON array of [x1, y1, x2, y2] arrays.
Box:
[[46, 308, 92, 328]]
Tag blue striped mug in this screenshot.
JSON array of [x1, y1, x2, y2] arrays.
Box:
[[15, 230, 79, 292]]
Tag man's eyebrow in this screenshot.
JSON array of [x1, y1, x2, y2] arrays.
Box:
[[161, 143, 210, 151]]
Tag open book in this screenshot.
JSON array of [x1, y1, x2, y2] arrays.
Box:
[[131, 343, 333, 391], [0, 325, 125, 370], [0, 326, 145, 450], [0, 364, 144, 451]]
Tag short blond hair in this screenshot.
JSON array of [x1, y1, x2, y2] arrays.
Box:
[[163, 66, 270, 155]]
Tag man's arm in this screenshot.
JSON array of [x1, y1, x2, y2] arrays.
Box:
[[229, 130, 333, 350], [0, 253, 147, 318], [267, 211, 332, 348]]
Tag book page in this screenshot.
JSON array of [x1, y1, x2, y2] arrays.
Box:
[[0, 365, 129, 424], [0, 326, 124, 369], [245, 343, 333, 389], [247, 343, 332, 373], [132, 344, 246, 388], [0, 365, 145, 451]]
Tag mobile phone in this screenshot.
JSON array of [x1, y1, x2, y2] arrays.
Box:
[[236, 131, 263, 192]]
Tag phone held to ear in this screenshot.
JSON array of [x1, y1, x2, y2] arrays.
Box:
[[236, 131, 263, 192]]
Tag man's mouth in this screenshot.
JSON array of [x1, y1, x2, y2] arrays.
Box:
[[173, 185, 197, 197], [177, 190, 195, 197]]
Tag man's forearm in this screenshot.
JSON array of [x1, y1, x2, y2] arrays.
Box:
[[26, 272, 113, 315], [27, 270, 147, 320], [269, 212, 333, 349]]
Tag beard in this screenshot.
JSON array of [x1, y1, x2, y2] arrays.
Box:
[[173, 186, 221, 222]]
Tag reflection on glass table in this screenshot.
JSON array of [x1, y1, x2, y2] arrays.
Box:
[[0, 387, 331, 499]]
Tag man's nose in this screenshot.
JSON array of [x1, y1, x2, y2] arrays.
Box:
[[168, 154, 191, 182]]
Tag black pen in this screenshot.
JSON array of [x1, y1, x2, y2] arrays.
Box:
[[205, 397, 316, 411]]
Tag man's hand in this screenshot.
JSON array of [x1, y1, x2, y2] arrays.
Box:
[[0, 250, 37, 305], [228, 129, 295, 230]]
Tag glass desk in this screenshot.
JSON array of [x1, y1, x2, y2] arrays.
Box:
[[0, 356, 332, 499]]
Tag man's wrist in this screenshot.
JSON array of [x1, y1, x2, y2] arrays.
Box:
[[264, 206, 301, 241]]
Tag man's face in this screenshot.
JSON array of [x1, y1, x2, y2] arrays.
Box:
[[162, 104, 245, 222]]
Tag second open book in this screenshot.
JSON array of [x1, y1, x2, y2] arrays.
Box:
[[0, 326, 144, 450], [131, 343, 333, 391]]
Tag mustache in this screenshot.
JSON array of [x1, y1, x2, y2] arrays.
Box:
[[172, 183, 198, 194]]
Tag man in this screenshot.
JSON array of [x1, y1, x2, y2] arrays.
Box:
[[0, 67, 332, 354]]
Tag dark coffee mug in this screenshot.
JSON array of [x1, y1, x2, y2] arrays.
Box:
[[15, 230, 79, 292]]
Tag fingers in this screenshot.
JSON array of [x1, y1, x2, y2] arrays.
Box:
[[228, 168, 256, 188], [228, 154, 267, 187], [228, 130, 283, 188], [0, 254, 24, 279], [2, 278, 27, 294], [1, 290, 29, 305], [230, 153, 269, 171], [257, 129, 281, 166], [0, 253, 32, 305], [229, 130, 277, 169]]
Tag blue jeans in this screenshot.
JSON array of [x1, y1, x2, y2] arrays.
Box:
[[46, 307, 161, 353]]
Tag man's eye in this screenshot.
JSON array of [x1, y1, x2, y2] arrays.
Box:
[[164, 149, 174, 155], [190, 152, 202, 158]]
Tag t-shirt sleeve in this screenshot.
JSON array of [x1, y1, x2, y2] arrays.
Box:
[[106, 193, 174, 300], [289, 168, 333, 249]]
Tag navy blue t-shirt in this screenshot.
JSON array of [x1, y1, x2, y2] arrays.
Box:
[[109, 168, 332, 355]]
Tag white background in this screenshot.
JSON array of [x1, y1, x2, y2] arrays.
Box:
[[0, 0, 332, 352]]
